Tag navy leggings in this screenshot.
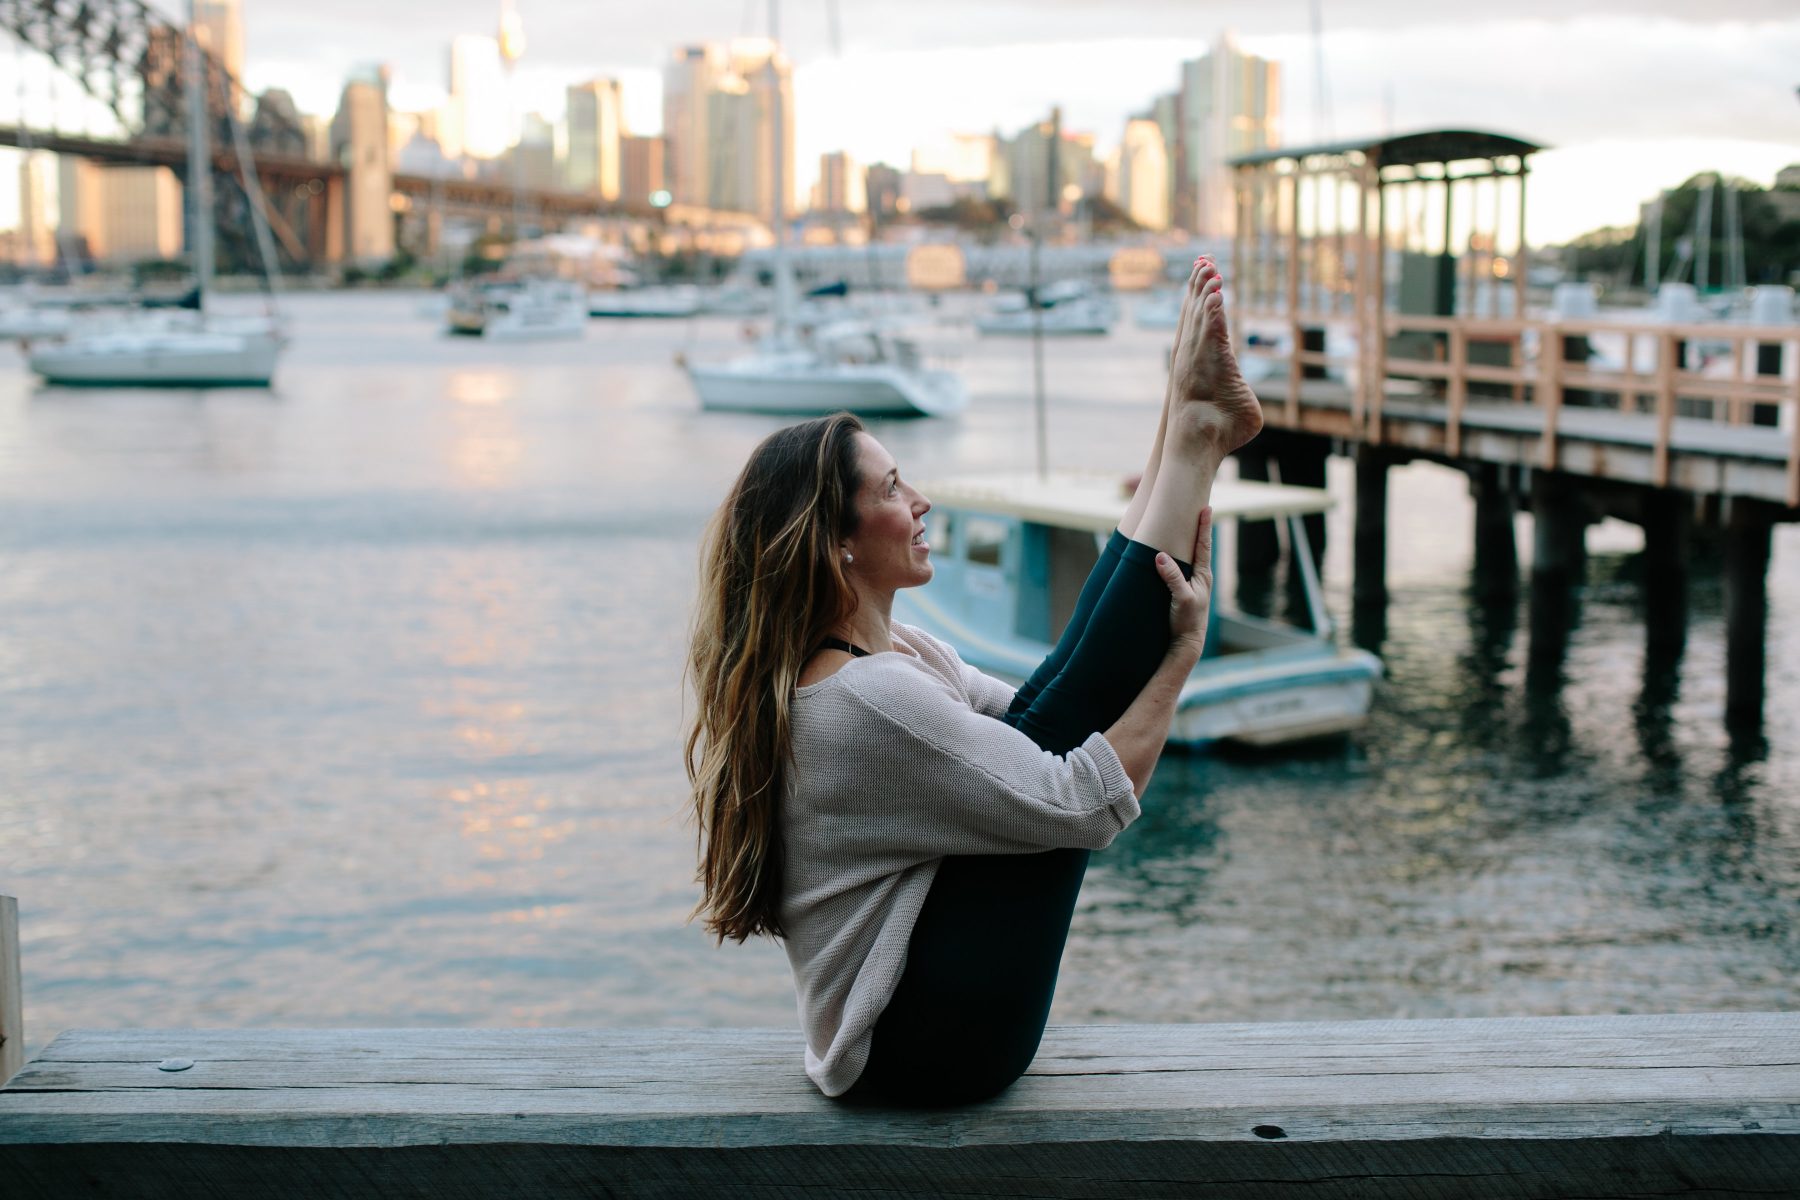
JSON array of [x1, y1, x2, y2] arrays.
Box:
[[848, 532, 1189, 1106]]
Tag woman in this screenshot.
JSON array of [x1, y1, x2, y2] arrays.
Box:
[[687, 258, 1262, 1104]]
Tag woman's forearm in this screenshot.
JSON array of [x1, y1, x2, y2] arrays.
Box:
[[1102, 636, 1202, 796]]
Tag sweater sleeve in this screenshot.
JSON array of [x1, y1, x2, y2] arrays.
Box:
[[801, 659, 1139, 862]]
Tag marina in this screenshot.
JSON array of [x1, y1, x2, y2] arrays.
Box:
[[0, 289, 1796, 1063]]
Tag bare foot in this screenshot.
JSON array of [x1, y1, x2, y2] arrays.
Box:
[[1170, 260, 1263, 455]]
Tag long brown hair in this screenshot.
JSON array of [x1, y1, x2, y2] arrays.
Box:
[[686, 413, 865, 942]]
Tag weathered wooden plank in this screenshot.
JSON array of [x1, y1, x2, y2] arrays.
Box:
[[2, 1015, 1795, 1197], [0, 896, 19, 1088]]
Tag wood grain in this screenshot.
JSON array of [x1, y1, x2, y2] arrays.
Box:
[[2, 1014, 1796, 1196]]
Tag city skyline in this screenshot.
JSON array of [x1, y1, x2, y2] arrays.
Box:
[[228, 4, 1798, 246], [1, 4, 1796, 246]]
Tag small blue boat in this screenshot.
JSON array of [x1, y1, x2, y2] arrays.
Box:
[[895, 471, 1383, 747]]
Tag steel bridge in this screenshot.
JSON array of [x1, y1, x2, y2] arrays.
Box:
[[1, 0, 642, 271]]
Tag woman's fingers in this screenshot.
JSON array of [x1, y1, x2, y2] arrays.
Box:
[[1190, 507, 1214, 592]]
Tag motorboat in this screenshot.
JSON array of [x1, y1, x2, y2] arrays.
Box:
[[687, 321, 967, 416], [586, 285, 702, 319], [976, 280, 1116, 337], [447, 278, 587, 341], [894, 470, 1382, 747]]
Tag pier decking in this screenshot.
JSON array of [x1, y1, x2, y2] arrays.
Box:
[[3, 1015, 1797, 1198]]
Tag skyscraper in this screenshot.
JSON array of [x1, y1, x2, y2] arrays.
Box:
[[620, 135, 666, 208], [565, 79, 624, 200], [662, 45, 724, 207], [443, 34, 508, 160], [1113, 119, 1170, 231], [812, 151, 866, 214], [662, 40, 793, 224], [1179, 32, 1280, 236], [191, 0, 246, 115]]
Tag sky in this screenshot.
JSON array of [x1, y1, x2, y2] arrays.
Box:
[[6, 1, 1800, 245]]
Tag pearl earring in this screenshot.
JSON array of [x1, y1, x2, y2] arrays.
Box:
[[844, 552, 854, 564]]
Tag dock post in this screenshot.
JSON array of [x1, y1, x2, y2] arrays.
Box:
[[1642, 488, 1691, 669], [1279, 433, 1331, 630], [1470, 463, 1518, 600], [1530, 471, 1589, 587], [1353, 445, 1389, 608], [1724, 498, 1775, 731], [1, 895, 19, 1086], [1233, 442, 1280, 618]]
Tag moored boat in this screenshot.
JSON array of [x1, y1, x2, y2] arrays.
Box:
[[894, 470, 1382, 747]]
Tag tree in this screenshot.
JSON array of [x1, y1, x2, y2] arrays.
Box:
[[1561, 172, 1800, 289]]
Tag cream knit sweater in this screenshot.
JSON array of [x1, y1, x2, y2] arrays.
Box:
[[780, 623, 1141, 1097]]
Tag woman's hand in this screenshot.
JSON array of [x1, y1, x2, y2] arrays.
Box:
[[1153, 506, 1213, 660]]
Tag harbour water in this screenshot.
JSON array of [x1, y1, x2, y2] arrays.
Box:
[[2, 291, 1796, 1058]]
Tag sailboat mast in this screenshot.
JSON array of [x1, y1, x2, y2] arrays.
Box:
[[184, 0, 214, 307], [768, 0, 789, 341]]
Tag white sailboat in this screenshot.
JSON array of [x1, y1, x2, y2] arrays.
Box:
[[28, 3, 284, 387], [685, 2, 968, 418], [976, 280, 1116, 337]]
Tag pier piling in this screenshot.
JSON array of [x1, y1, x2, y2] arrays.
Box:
[[1725, 499, 1775, 730], [1470, 463, 1519, 599], [1353, 446, 1391, 610], [1530, 472, 1591, 587]]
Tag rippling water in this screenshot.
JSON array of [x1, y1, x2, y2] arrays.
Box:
[[2, 291, 1796, 1057]]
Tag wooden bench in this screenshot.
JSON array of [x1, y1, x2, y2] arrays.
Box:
[[2, 1013, 1796, 1197]]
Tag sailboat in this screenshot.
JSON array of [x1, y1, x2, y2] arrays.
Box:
[[684, 3, 967, 417], [28, 2, 284, 387]]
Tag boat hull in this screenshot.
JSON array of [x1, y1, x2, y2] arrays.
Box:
[[688, 362, 967, 417], [28, 337, 279, 386]]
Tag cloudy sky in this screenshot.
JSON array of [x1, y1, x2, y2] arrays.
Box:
[[11, 1, 1800, 243]]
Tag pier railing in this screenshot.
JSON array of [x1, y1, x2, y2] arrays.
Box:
[[1240, 313, 1800, 506]]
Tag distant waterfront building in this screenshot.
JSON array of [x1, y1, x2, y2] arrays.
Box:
[[565, 80, 624, 200], [865, 162, 902, 219], [443, 34, 508, 160], [191, 0, 246, 115], [1110, 118, 1170, 231], [57, 159, 183, 265], [331, 67, 395, 264], [620, 134, 666, 208], [900, 171, 955, 214], [1179, 31, 1280, 236], [514, 112, 556, 192], [13, 151, 56, 267], [662, 44, 724, 207], [912, 134, 997, 186], [813, 151, 866, 214], [663, 40, 794, 223]]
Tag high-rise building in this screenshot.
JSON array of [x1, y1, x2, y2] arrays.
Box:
[[565, 79, 624, 200], [663, 44, 724, 207], [191, 0, 246, 115], [443, 34, 508, 160], [1111, 118, 1170, 231], [912, 134, 996, 186], [620, 135, 666, 207], [663, 40, 793, 224], [514, 111, 556, 192], [57, 159, 183, 265], [13, 152, 56, 267], [1179, 31, 1280, 236], [812, 151, 866, 214], [864, 163, 902, 220], [331, 67, 395, 263]]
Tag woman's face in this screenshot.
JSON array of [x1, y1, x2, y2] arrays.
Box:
[[843, 433, 933, 592]]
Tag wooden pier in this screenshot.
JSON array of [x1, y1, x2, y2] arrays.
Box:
[[4, 1016, 1797, 1198], [1227, 131, 1799, 731]]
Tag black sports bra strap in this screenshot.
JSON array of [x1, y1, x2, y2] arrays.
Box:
[[818, 636, 871, 658]]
